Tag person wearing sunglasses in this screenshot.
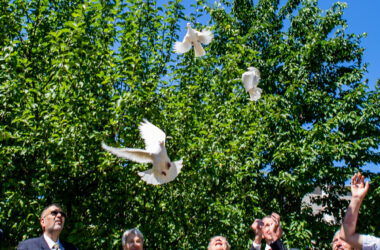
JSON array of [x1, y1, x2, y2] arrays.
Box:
[[17, 203, 77, 250]]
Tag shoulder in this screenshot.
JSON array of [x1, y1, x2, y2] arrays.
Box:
[[17, 236, 44, 249], [362, 235, 380, 249]]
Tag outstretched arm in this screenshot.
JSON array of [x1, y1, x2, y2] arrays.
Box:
[[340, 173, 369, 248]]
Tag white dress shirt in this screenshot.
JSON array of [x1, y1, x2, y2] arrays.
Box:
[[43, 233, 63, 249], [252, 241, 272, 250]]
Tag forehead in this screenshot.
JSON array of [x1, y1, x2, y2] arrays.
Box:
[[47, 205, 62, 212], [262, 217, 273, 224], [43, 205, 62, 215], [127, 233, 141, 240]]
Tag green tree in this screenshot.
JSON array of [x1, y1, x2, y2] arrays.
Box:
[[0, 0, 378, 248]]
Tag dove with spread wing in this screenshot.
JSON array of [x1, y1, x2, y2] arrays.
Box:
[[174, 23, 213, 57], [242, 67, 262, 101], [102, 119, 183, 185]]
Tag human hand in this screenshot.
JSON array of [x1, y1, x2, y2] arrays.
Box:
[[251, 219, 263, 242], [270, 212, 283, 241], [351, 173, 369, 201]]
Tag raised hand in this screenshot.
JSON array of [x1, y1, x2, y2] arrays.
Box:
[[251, 219, 263, 243], [350, 173, 369, 201], [270, 212, 283, 241]]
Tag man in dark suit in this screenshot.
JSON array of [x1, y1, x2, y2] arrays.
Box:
[[17, 204, 77, 250], [250, 212, 287, 250]]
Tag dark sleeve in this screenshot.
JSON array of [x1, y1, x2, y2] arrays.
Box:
[[270, 239, 287, 250]]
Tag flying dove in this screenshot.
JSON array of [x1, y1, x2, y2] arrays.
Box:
[[102, 119, 183, 185], [242, 67, 262, 101], [174, 23, 213, 57]]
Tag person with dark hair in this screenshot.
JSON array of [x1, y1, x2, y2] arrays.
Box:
[[17, 204, 77, 250], [340, 173, 380, 249], [251, 213, 287, 250]]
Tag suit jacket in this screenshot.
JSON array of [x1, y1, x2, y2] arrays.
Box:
[[270, 239, 287, 250], [17, 235, 77, 250], [249, 239, 287, 250]]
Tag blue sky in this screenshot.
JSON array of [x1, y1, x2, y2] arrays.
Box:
[[316, 1, 380, 174], [317, 0, 380, 91]]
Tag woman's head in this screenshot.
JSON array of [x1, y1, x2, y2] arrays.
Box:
[[122, 228, 144, 250]]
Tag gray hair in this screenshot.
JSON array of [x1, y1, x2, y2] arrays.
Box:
[[122, 228, 144, 246], [208, 235, 230, 250]]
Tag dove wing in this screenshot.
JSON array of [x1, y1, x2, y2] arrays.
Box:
[[139, 119, 166, 153], [167, 159, 183, 182], [242, 71, 254, 92], [102, 143, 153, 163], [174, 35, 192, 54], [197, 29, 213, 45]]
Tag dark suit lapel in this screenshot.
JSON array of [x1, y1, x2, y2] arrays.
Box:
[[39, 235, 50, 249]]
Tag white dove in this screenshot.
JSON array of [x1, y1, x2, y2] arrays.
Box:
[[174, 23, 213, 57], [102, 119, 183, 185], [242, 67, 262, 101]]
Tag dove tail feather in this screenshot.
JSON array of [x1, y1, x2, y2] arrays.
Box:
[[193, 42, 205, 57], [248, 87, 262, 101]]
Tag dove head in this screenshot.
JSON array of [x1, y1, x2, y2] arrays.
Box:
[[187, 22, 191, 28], [247, 67, 260, 77]]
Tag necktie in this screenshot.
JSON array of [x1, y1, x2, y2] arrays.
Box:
[[53, 243, 60, 250]]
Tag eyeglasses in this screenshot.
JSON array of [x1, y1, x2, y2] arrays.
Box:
[[48, 210, 67, 218]]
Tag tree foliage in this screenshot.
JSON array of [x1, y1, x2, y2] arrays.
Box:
[[0, 0, 379, 248]]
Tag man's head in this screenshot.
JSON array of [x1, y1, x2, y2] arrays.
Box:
[[40, 204, 66, 234], [262, 215, 275, 242], [332, 231, 355, 250], [122, 228, 144, 250], [208, 235, 230, 250]]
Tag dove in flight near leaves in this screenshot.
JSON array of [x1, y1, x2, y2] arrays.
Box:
[[174, 23, 213, 57], [102, 119, 183, 185], [242, 67, 262, 101]]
